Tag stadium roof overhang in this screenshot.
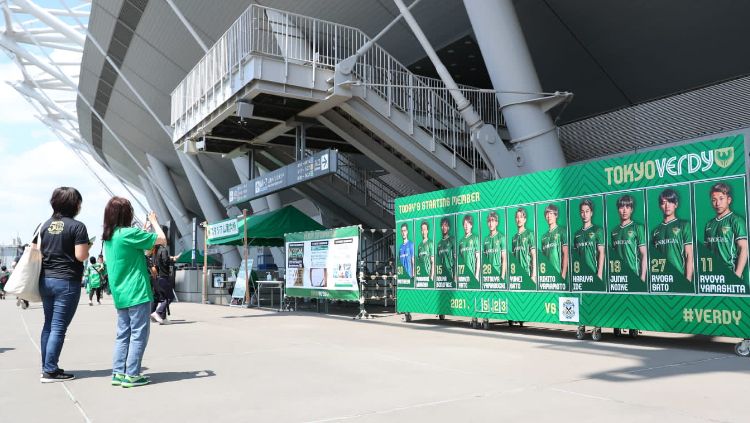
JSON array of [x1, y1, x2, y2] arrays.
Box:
[[77, 0, 750, 191]]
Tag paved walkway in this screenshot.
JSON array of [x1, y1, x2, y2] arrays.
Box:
[[1, 294, 748, 423]]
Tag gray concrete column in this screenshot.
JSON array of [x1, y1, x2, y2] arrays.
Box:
[[464, 0, 566, 173], [138, 175, 171, 229], [177, 152, 242, 267], [265, 9, 312, 62], [145, 154, 193, 238], [230, 155, 283, 268]]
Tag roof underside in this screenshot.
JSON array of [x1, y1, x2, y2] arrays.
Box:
[[77, 0, 750, 189]]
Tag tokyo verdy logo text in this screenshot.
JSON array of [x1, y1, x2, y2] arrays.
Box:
[[604, 147, 735, 186]]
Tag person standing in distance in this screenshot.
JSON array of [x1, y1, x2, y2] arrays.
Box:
[[416, 221, 434, 280], [611, 195, 647, 281], [704, 182, 748, 277], [483, 212, 506, 279], [512, 208, 536, 283], [151, 225, 175, 324], [652, 189, 693, 281], [540, 204, 568, 279], [398, 223, 415, 278], [103, 198, 166, 388], [36, 187, 90, 383], [573, 199, 605, 280]]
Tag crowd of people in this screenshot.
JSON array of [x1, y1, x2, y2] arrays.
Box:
[[4, 186, 175, 388]]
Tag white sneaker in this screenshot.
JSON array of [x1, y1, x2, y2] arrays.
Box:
[[89, 301, 93, 306], [150, 312, 163, 324]]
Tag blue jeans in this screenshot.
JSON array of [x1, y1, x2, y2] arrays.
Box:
[[40, 277, 81, 373], [113, 301, 151, 376]]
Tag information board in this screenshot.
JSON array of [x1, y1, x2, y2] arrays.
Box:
[[395, 135, 750, 337], [228, 149, 338, 204], [285, 226, 360, 301]]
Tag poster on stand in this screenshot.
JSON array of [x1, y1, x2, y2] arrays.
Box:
[[285, 226, 360, 301]]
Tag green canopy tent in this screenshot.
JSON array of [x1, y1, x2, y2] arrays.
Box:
[[207, 205, 326, 247], [174, 249, 219, 265]]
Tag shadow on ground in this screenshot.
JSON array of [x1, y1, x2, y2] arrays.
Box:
[[147, 370, 216, 384]]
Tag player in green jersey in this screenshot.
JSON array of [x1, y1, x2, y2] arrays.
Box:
[[511, 208, 536, 282], [483, 211, 506, 279], [573, 199, 605, 279], [436, 217, 455, 281], [652, 189, 693, 280], [705, 182, 748, 277], [458, 214, 480, 280], [540, 204, 568, 279], [417, 220, 435, 279], [611, 195, 647, 281]]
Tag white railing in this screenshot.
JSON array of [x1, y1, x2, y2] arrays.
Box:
[[170, 4, 504, 174]]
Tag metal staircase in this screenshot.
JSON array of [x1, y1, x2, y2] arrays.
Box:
[[170, 4, 506, 219]]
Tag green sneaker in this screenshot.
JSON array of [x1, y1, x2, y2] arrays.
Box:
[[111, 373, 125, 386], [121, 374, 150, 388]]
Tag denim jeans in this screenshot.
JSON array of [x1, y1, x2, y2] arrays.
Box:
[[112, 301, 151, 376], [40, 277, 81, 373]]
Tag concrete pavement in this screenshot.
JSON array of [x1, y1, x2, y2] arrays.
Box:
[[1, 294, 748, 423]]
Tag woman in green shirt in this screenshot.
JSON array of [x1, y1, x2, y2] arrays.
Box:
[[103, 197, 166, 388], [85, 256, 105, 305]]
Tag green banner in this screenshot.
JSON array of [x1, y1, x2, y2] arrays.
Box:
[[395, 135, 750, 337], [285, 226, 360, 301]]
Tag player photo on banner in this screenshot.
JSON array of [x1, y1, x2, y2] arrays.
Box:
[[456, 212, 481, 289], [414, 218, 435, 289], [694, 177, 749, 295], [606, 190, 648, 293], [646, 184, 695, 294], [508, 205, 537, 291], [570, 196, 607, 292], [434, 215, 456, 289], [396, 220, 415, 288], [480, 209, 507, 290], [536, 201, 569, 291]]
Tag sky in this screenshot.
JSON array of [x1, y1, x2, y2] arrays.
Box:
[[0, 55, 145, 255]]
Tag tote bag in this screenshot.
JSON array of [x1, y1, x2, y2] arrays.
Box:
[[4, 224, 43, 302]]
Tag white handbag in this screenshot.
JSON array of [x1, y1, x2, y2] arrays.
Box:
[[4, 224, 44, 302]]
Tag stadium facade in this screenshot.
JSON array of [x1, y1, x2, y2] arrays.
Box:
[[3, 1, 750, 267]]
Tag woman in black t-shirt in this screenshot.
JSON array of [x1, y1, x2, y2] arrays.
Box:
[[34, 187, 90, 383]]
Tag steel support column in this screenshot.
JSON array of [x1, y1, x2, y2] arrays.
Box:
[[177, 152, 242, 267], [464, 0, 567, 173]]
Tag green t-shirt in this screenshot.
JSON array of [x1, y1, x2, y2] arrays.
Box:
[[541, 225, 567, 274], [86, 262, 106, 288], [704, 212, 747, 269], [611, 221, 646, 275], [652, 218, 692, 274], [104, 227, 157, 309], [458, 233, 480, 276], [512, 229, 535, 276], [573, 225, 604, 272], [416, 240, 433, 277], [483, 232, 505, 272], [436, 236, 455, 279]]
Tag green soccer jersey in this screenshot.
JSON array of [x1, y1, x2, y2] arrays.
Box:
[[541, 225, 567, 274], [512, 229, 535, 276], [652, 218, 692, 274], [574, 225, 604, 273], [436, 236, 455, 279], [704, 212, 747, 269], [611, 221, 646, 275], [458, 233, 480, 276], [483, 232, 505, 272], [416, 240, 434, 277]]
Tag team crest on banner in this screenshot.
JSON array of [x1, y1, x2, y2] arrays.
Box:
[[714, 147, 734, 169], [559, 297, 579, 322]]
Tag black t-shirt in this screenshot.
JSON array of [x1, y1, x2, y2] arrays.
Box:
[[155, 245, 172, 278], [33, 217, 89, 281]]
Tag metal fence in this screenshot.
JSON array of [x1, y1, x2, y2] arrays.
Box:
[[171, 4, 502, 174]]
